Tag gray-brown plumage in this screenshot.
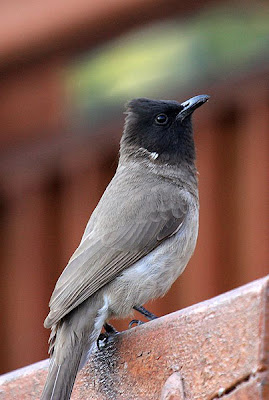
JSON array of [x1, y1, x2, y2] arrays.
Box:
[[41, 95, 209, 399]]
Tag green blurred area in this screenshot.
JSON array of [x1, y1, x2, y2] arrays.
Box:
[[67, 4, 269, 126]]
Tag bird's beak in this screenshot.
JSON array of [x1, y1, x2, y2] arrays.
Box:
[[177, 94, 210, 122]]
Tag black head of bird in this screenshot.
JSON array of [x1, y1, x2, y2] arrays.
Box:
[[122, 95, 209, 165]]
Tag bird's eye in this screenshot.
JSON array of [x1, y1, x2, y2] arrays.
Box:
[[155, 114, 168, 125]]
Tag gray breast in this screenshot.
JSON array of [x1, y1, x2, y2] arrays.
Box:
[[107, 200, 199, 318]]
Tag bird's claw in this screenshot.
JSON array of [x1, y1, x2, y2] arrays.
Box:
[[97, 333, 109, 350], [128, 319, 144, 329], [97, 323, 118, 350]]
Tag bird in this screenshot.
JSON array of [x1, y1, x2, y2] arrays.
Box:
[[41, 94, 209, 399]]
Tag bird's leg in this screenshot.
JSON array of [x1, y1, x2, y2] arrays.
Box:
[[133, 305, 157, 320], [97, 322, 118, 350], [129, 306, 158, 329], [104, 322, 118, 334]]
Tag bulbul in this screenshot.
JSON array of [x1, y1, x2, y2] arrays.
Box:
[[41, 94, 209, 400]]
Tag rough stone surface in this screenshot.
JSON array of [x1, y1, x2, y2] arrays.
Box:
[[160, 372, 185, 400], [0, 276, 269, 399]]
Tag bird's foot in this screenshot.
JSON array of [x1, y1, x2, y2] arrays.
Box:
[[128, 305, 158, 329], [97, 323, 118, 350], [133, 305, 158, 320], [97, 333, 109, 350], [104, 322, 118, 334], [128, 319, 144, 329]]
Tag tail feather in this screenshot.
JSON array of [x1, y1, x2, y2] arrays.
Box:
[[41, 318, 87, 400], [41, 349, 83, 400], [41, 296, 108, 399]]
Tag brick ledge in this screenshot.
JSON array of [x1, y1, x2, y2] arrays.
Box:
[[1, 276, 269, 399]]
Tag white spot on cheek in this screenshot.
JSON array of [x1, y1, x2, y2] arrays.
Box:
[[150, 152, 159, 160]]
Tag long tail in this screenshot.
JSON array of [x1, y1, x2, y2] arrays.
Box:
[[41, 339, 84, 400], [41, 295, 108, 400]]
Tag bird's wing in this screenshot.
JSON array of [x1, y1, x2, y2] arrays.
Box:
[[45, 171, 188, 328]]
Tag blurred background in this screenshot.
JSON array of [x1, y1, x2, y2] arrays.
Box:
[[0, 0, 269, 374]]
